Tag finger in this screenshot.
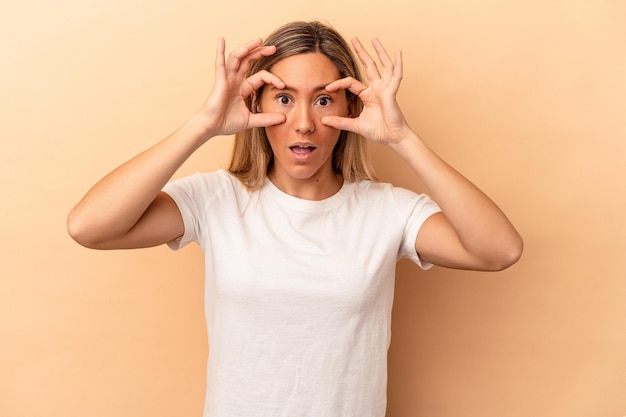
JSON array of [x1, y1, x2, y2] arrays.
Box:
[[351, 37, 380, 81], [237, 45, 277, 76], [242, 70, 285, 96], [325, 77, 367, 97], [371, 44, 403, 95], [393, 50, 403, 82], [371, 38, 394, 78], [226, 38, 264, 72], [215, 38, 226, 67], [248, 112, 286, 129], [246, 45, 278, 60], [321, 115, 360, 133], [214, 38, 226, 77]]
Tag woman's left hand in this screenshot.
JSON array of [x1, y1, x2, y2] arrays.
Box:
[[322, 38, 412, 145]]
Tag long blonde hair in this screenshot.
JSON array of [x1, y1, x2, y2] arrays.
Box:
[[228, 21, 377, 190]]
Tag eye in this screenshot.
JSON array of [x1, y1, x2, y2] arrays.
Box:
[[316, 95, 333, 107], [276, 93, 293, 106]]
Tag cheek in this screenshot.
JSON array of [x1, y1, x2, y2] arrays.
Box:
[[258, 93, 292, 116], [263, 124, 288, 149], [328, 101, 350, 118], [260, 101, 285, 115]]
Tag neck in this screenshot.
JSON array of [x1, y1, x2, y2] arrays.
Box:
[[268, 169, 343, 201]]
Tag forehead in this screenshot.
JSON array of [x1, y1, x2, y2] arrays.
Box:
[[269, 52, 341, 89]]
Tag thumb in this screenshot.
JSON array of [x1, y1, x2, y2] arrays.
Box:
[[322, 115, 359, 133], [249, 112, 286, 129]]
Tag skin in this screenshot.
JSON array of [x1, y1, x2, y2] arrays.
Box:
[[67, 36, 523, 270], [323, 38, 523, 269], [259, 52, 349, 200]]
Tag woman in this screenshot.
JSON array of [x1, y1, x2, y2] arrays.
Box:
[[68, 21, 522, 417]]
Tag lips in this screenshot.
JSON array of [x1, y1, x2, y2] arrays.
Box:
[[290, 145, 316, 154], [288, 144, 317, 162]]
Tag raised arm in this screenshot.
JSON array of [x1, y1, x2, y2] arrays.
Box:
[[323, 38, 523, 271], [67, 38, 286, 250]]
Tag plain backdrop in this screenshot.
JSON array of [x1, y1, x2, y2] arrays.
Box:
[[1, 1, 625, 416]]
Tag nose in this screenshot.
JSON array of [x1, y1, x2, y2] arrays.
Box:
[[293, 103, 315, 134]]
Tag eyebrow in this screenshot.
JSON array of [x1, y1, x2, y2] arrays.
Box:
[[268, 84, 330, 94]]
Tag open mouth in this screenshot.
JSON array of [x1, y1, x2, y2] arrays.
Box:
[[290, 145, 317, 154]]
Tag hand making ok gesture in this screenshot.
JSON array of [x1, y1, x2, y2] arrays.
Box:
[[322, 38, 412, 146], [197, 38, 286, 137]]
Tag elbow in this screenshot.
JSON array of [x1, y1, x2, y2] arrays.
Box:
[[488, 234, 524, 272], [66, 209, 104, 249]]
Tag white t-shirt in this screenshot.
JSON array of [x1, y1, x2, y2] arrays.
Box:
[[163, 170, 441, 417]]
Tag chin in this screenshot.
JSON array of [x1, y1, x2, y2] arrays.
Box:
[[287, 166, 323, 180]]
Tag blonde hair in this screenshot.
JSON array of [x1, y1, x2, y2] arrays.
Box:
[[228, 21, 377, 190]]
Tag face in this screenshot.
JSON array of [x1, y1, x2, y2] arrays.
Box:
[[258, 52, 350, 186]]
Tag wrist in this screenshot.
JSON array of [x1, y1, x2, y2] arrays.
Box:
[[184, 113, 219, 143], [387, 129, 423, 152]]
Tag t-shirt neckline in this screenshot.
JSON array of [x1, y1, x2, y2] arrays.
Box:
[[262, 176, 352, 212]]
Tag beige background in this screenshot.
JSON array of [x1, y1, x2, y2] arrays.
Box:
[[1, 0, 625, 416]]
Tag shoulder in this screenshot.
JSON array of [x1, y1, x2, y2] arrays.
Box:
[[163, 169, 252, 206], [350, 179, 422, 201], [350, 179, 392, 194], [349, 179, 440, 216], [166, 169, 246, 192]]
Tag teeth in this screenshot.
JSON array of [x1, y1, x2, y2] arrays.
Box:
[[291, 145, 315, 154]]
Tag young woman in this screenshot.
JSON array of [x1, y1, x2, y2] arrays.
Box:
[[68, 21, 522, 417]]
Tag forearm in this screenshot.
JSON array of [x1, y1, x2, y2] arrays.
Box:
[[389, 131, 523, 267], [67, 116, 214, 245]]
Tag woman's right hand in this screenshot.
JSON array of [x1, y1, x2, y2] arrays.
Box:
[[67, 38, 286, 250], [197, 38, 286, 137]]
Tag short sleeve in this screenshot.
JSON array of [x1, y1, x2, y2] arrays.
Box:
[[392, 187, 442, 269], [161, 173, 206, 250]]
